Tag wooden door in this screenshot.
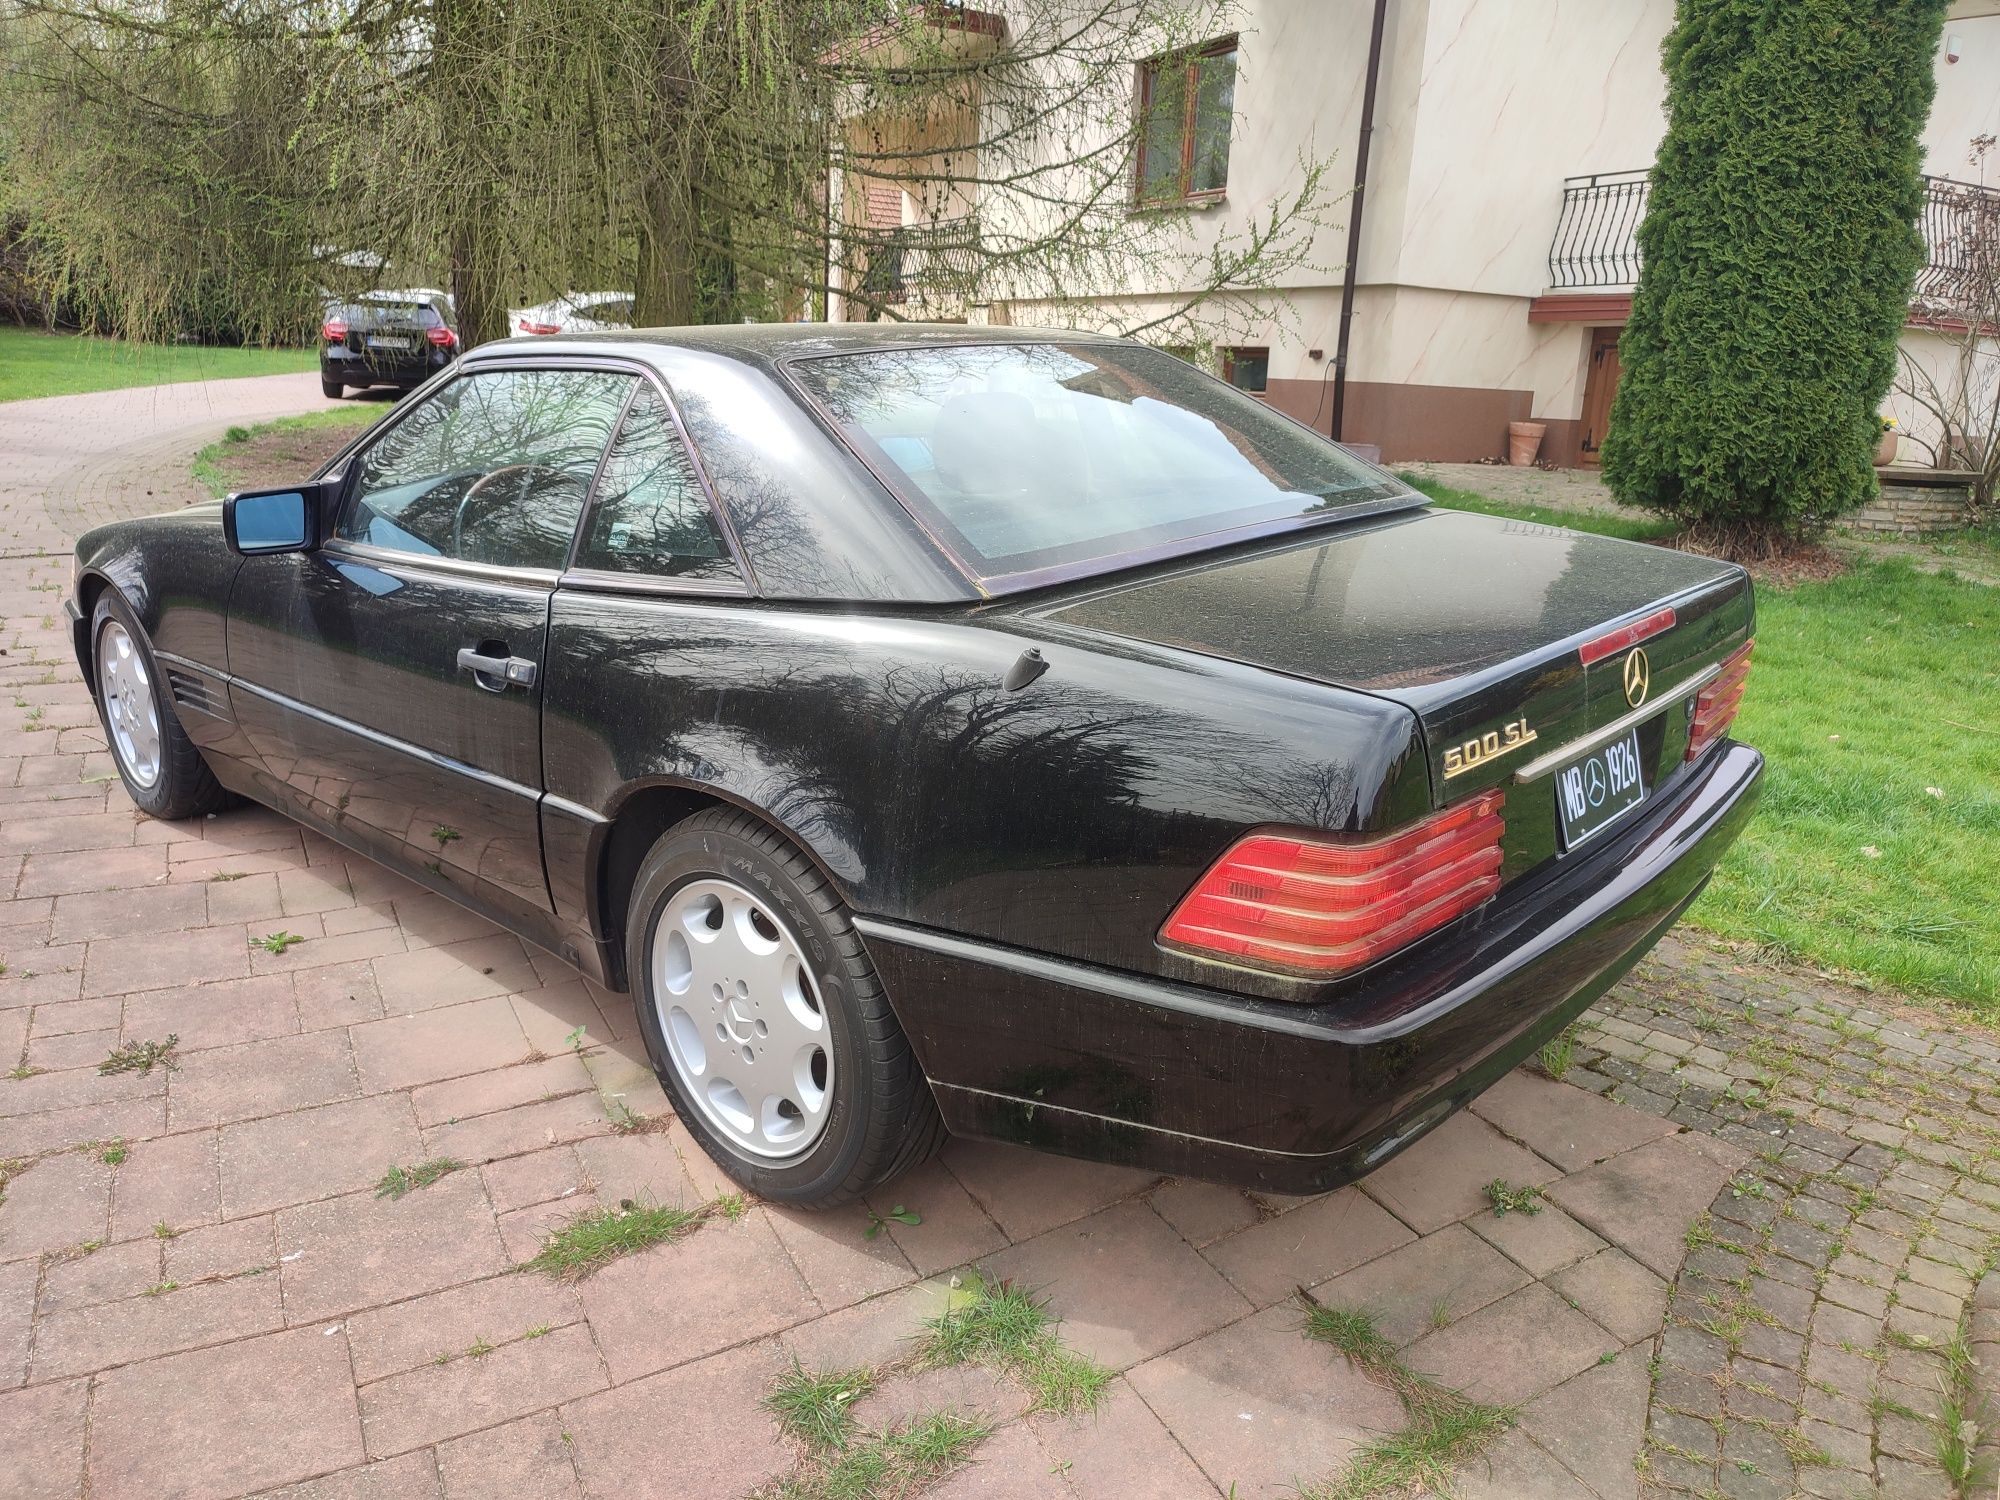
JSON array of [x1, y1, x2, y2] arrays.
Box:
[[1579, 326, 1623, 466]]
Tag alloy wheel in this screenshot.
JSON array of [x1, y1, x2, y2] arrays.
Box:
[[97, 621, 163, 789], [651, 877, 834, 1161]]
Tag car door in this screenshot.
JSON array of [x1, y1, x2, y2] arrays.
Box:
[[227, 364, 637, 927], [536, 382, 754, 953]]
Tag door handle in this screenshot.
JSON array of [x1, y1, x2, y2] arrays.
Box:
[[456, 647, 537, 690]]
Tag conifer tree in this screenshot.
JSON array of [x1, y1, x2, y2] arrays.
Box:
[[1602, 0, 1948, 549]]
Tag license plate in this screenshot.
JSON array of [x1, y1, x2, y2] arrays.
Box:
[[366, 336, 412, 351], [1554, 727, 1648, 850]]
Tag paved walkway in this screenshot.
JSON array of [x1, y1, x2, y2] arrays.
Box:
[[0, 377, 1991, 1499]]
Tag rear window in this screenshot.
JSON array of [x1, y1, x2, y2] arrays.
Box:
[[344, 300, 443, 329], [788, 342, 1410, 583]]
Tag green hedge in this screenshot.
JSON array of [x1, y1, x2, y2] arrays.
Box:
[[1602, 0, 1947, 539]]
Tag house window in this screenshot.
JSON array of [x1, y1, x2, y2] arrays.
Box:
[[1222, 346, 1268, 394], [1137, 38, 1236, 203]]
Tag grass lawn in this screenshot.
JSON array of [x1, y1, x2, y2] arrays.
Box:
[[1401, 473, 1677, 542], [192, 406, 381, 497], [0, 325, 314, 404], [1413, 477, 2000, 1012], [1699, 557, 2000, 1009]]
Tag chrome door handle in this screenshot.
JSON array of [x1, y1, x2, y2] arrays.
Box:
[[456, 647, 537, 690]]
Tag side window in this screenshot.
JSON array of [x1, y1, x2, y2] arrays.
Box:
[[338, 368, 634, 570], [574, 387, 740, 582]]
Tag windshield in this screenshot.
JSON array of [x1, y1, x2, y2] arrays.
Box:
[[788, 342, 1412, 584]]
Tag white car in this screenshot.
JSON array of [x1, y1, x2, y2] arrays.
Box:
[[509, 291, 635, 336]]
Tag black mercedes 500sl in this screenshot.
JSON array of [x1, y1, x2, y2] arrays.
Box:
[[67, 326, 1762, 1206]]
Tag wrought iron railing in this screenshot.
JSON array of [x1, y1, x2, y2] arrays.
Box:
[[857, 214, 983, 305], [1915, 173, 2000, 310], [1548, 169, 2000, 299], [1547, 171, 1650, 289]]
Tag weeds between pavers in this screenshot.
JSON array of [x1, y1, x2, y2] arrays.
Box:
[[1483, 1179, 1544, 1217], [1930, 1318, 1995, 1491], [915, 1275, 1112, 1417], [1298, 1292, 1516, 1500], [765, 1365, 877, 1452], [1538, 1023, 1580, 1081], [99, 1036, 176, 1076], [373, 1158, 466, 1201], [519, 1196, 738, 1282], [757, 1274, 1105, 1500], [759, 1404, 989, 1500]]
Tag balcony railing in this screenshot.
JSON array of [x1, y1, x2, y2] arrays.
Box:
[[1547, 171, 1650, 289], [1915, 174, 2000, 310], [857, 214, 983, 306], [1547, 170, 2000, 298]]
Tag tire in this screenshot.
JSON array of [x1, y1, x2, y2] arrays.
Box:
[[627, 807, 945, 1207], [89, 592, 226, 821], [320, 374, 344, 399]]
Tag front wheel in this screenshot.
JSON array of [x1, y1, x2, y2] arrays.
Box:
[[90, 593, 225, 821], [627, 807, 944, 1207]]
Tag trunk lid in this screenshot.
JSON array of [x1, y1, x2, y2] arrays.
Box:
[[343, 300, 441, 359], [1032, 508, 1752, 861]]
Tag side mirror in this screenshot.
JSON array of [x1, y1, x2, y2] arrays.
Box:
[[223, 479, 336, 555]]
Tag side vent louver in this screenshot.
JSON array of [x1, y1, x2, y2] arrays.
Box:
[[165, 670, 226, 719]]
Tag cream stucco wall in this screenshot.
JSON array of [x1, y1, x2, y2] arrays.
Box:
[[845, 1, 2000, 460]]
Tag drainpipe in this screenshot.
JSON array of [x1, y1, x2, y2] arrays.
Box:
[[1330, 0, 1390, 442]]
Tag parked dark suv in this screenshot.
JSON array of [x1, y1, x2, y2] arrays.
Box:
[[319, 290, 458, 398]]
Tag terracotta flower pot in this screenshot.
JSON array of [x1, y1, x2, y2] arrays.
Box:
[[1874, 430, 1899, 467], [1507, 420, 1547, 467]]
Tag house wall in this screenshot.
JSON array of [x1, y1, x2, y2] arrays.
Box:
[[847, 1, 2000, 465]]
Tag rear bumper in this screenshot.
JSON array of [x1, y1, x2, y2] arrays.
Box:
[[320, 346, 449, 388], [859, 740, 1763, 1193]]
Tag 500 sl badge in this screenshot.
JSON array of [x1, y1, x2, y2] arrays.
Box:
[[1443, 718, 1539, 779]]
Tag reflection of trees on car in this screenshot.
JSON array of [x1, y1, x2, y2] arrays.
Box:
[[342, 369, 630, 570], [793, 343, 1398, 578], [576, 388, 737, 580]]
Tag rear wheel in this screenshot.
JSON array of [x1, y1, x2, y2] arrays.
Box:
[[320, 374, 343, 399], [91, 593, 225, 821], [626, 807, 944, 1207]]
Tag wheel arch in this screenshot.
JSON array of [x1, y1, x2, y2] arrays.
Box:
[[72, 568, 114, 679], [587, 777, 858, 992]]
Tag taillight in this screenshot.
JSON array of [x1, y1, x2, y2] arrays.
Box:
[[1160, 793, 1506, 978], [518, 320, 561, 336], [1687, 641, 1753, 761], [426, 326, 459, 348], [1579, 606, 1676, 665], [321, 319, 348, 343]]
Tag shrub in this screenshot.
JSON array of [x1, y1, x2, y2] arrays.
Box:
[[1602, 0, 1949, 546]]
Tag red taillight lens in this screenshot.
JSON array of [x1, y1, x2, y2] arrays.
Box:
[[1579, 605, 1677, 666], [321, 319, 348, 343], [426, 325, 458, 348], [1160, 793, 1506, 978], [518, 320, 560, 336], [1686, 641, 1753, 761]]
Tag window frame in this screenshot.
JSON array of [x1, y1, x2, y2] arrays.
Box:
[[1222, 345, 1270, 395], [1133, 35, 1238, 207], [315, 355, 753, 597]]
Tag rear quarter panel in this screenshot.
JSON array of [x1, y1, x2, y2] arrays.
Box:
[[541, 593, 1428, 989]]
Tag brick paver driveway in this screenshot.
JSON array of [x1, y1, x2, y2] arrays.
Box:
[[1, 376, 1993, 1500]]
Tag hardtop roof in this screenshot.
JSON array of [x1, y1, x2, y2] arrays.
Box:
[[460, 321, 1122, 372]]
